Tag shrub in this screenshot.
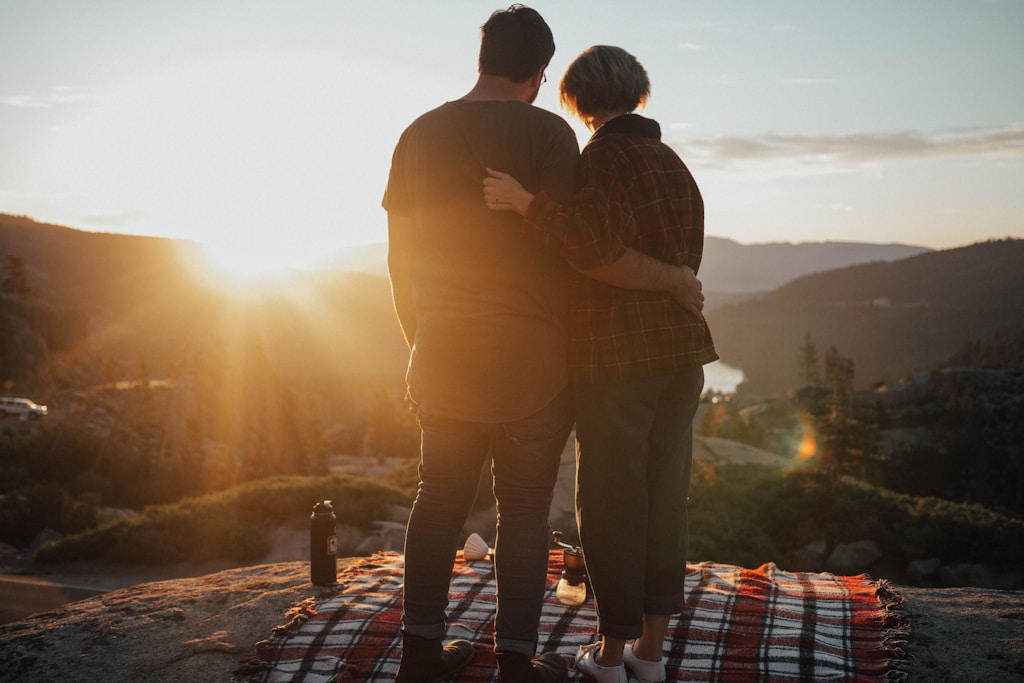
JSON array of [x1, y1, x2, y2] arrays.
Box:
[[0, 485, 99, 548], [687, 463, 1024, 569], [35, 474, 410, 565]]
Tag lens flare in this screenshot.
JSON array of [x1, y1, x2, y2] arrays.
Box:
[[795, 413, 818, 463]]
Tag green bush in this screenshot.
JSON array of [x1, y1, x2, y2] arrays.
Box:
[[35, 474, 410, 565], [29, 460, 1024, 573], [687, 463, 1024, 569], [0, 485, 99, 548], [383, 458, 420, 498]]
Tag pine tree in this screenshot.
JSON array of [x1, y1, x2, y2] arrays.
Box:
[[819, 345, 858, 483], [799, 331, 821, 385], [1, 255, 31, 298]]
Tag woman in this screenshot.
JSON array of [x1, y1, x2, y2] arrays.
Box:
[[484, 45, 718, 683]]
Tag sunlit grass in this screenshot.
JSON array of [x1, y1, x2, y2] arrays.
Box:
[[686, 464, 1024, 570], [35, 474, 410, 565], [28, 464, 1024, 571]]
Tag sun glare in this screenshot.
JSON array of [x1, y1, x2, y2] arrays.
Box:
[[34, 54, 395, 279], [176, 240, 305, 296], [199, 240, 297, 280]]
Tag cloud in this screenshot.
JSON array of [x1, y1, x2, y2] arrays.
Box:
[[676, 126, 1024, 166], [81, 210, 145, 229], [0, 85, 94, 108], [782, 78, 837, 86], [0, 95, 45, 108]]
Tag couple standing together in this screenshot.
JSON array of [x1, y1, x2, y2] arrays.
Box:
[[382, 5, 718, 682]]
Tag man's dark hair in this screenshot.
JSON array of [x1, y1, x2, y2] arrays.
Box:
[[479, 5, 554, 82]]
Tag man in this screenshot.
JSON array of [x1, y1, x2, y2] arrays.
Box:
[[383, 7, 701, 682]]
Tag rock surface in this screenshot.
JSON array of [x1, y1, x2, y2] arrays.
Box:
[[0, 561, 342, 683], [2, 435, 1022, 680], [1, 560, 1022, 682]]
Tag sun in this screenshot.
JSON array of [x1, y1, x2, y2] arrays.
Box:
[[177, 239, 309, 295], [36, 54, 392, 284], [198, 240, 297, 281]]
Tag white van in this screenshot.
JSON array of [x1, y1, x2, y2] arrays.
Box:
[[0, 397, 48, 420]]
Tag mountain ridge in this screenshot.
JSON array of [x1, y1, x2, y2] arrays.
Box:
[[322, 235, 932, 295], [0, 213, 1004, 399], [705, 238, 1024, 394]]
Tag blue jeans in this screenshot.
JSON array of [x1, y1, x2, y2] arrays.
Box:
[[574, 366, 704, 640], [401, 387, 574, 656]]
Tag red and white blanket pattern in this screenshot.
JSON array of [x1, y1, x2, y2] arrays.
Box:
[[234, 551, 907, 682]]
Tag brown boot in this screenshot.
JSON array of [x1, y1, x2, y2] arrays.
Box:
[[394, 632, 474, 682], [496, 651, 568, 682]]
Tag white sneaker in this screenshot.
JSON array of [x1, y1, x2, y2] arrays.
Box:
[[623, 641, 666, 683], [574, 642, 627, 683]]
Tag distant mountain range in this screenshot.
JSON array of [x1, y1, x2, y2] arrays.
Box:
[[0, 214, 408, 388], [319, 235, 1022, 396], [705, 239, 1024, 394], [697, 237, 931, 294], [2, 213, 1016, 398], [324, 237, 933, 297]]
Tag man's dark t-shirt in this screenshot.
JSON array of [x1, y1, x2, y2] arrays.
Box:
[[383, 100, 579, 422]]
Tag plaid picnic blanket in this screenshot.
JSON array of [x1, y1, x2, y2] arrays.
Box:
[[233, 551, 908, 682]]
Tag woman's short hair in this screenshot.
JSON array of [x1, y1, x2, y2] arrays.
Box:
[[559, 45, 650, 121], [479, 5, 554, 83]]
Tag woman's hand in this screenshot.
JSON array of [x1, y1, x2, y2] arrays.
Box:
[[483, 168, 534, 216], [669, 265, 705, 316]]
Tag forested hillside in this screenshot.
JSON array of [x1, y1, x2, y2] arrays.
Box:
[[0, 214, 409, 389], [4, 215, 1022, 585], [2, 214, 415, 515], [5, 213, 1016, 402], [705, 239, 1024, 394]]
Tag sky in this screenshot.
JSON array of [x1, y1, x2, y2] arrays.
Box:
[[2, 0, 1022, 275]]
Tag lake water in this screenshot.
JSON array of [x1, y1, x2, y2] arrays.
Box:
[[703, 360, 744, 394]]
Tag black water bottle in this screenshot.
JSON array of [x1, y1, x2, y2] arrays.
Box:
[[310, 500, 338, 586]]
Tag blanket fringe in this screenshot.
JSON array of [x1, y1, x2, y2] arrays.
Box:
[[231, 597, 321, 681], [875, 579, 912, 683]]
